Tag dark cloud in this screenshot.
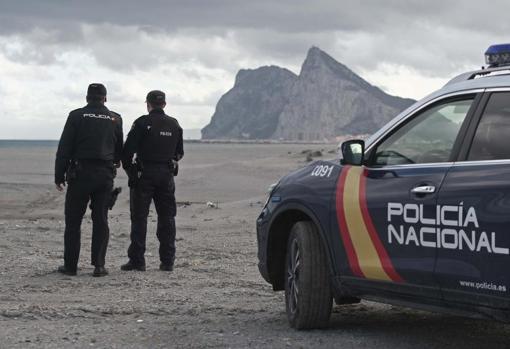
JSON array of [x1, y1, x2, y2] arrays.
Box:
[[1, 0, 509, 74], [2, 1, 509, 35]]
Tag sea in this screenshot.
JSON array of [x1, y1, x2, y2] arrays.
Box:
[[0, 140, 59, 148]]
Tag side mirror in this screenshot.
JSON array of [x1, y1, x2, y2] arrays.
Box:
[[341, 140, 365, 166]]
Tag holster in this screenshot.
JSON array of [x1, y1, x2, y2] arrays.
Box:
[[89, 187, 122, 211], [171, 160, 179, 176], [108, 187, 122, 210], [128, 160, 144, 188]]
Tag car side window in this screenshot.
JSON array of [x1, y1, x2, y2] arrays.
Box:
[[370, 98, 474, 166], [468, 92, 510, 161]]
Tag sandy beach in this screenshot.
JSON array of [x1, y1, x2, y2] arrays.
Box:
[[1, 141, 510, 348]]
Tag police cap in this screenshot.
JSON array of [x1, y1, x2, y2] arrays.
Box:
[[146, 90, 166, 104], [87, 83, 107, 97]]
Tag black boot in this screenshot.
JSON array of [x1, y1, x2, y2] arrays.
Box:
[[57, 265, 77, 276], [93, 266, 108, 277], [120, 261, 146, 271], [159, 263, 173, 272]]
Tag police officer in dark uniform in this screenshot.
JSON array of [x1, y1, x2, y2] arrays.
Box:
[[121, 90, 183, 272], [55, 83, 123, 277]]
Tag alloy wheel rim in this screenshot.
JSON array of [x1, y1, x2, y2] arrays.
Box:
[[287, 239, 300, 314]]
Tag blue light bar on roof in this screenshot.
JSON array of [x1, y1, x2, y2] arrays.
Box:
[[485, 44, 510, 67]]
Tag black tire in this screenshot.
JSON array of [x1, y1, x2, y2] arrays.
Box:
[[285, 221, 333, 329]]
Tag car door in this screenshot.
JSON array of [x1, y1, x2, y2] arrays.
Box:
[[335, 93, 480, 299], [436, 90, 510, 309]]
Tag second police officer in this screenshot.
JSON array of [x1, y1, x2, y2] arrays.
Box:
[[121, 90, 184, 272]]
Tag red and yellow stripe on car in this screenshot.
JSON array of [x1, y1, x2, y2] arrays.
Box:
[[336, 166, 403, 282]]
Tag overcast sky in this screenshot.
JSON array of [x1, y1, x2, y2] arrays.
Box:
[[0, 0, 508, 139]]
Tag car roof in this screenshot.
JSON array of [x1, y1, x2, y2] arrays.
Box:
[[366, 68, 510, 148]]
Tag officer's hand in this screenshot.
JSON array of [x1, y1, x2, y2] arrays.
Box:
[[56, 183, 66, 192]]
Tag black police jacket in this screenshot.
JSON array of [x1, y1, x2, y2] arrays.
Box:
[[55, 102, 123, 184], [122, 108, 184, 170]]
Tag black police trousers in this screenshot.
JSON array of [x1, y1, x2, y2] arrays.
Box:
[[64, 161, 114, 270], [128, 164, 176, 266]]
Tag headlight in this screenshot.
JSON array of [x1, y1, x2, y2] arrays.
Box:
[[267, 182, 279, 195], [264, 181, 280, 206]]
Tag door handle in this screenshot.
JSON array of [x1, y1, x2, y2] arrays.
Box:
[[411, 185, 436, 194]]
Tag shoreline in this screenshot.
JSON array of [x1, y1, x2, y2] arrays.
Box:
[[0, 139, 349, 145]]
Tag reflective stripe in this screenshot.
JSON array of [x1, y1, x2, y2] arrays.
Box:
[[336, 166, 403, 282], [343, 167, 391, 281], [336, 166, 364, 278], [359, 168, 403, 282]]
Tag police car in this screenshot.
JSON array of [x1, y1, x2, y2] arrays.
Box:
[[256, 44, 510, 329]]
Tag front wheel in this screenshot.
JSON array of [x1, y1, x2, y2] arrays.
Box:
[[285, 221, 332, 329]]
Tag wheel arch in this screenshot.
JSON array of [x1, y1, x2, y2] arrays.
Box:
[[266, 202, 336, 291]]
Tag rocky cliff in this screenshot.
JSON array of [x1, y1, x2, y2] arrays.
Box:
[[202, 47, 415, 140], [201, 66, 297, 139]]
